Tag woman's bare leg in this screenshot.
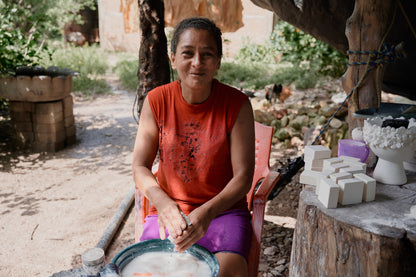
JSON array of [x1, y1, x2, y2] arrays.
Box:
[[215, 252, 248, 277]]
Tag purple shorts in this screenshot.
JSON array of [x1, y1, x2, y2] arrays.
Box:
[[140, 209, 252, 261]]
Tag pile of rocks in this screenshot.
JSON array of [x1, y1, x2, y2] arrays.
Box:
[[250, 79, 349, 156]]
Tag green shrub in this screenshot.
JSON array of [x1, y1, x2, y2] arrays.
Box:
[[40, 45, 111, 96], [232, 21, 348, 89], [113, 58, 139, 91]]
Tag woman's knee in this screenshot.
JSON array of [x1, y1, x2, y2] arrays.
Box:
[[215, 252, 248, 277]]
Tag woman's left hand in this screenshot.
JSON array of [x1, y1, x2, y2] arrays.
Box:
[[172, 206, 213, 252]]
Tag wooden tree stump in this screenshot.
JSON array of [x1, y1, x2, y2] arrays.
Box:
[[289, 180, 416, 276]]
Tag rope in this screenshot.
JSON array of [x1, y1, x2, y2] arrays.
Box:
[[310, 0, 410, 146]]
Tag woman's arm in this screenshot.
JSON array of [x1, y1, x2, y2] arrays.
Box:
[[174, 98, 255, 251], [132, 97, 187, 239]]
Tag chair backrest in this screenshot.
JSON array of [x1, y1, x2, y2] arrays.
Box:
[[247, 121, 273, 211]]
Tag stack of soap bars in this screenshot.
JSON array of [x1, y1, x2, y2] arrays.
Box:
[[300, 145, 376, 209]]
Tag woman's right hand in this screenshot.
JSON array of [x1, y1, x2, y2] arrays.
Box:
[[156, 201, 188, 240]]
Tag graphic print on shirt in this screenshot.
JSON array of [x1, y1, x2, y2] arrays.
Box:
[[160, 119, 208, 183]]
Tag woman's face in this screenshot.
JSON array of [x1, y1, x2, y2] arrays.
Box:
[[171, 28, 221, 93]]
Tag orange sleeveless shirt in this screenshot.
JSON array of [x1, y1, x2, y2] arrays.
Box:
[[147, 79, 248, 215]]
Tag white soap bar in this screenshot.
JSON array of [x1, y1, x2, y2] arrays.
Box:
[[300, 170, 332, 186], [304, 164, 323, 171], [338, 155, 361, 163], [315, 170, 335, 194], [304, 158, 324, 168], [337, 178, 364, 205], [323, 157, 343, 168], [324, 162, 350, 173], [343, 160, 367, 170], [317, 178, 340, 209], [353, 173, 376, 202], [329, 172, 352, 183], [299, 170, 321, 186], [340, 166, 366, 174], [304, 145, 331, 160]]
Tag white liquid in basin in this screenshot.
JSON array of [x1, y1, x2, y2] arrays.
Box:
[[121, 251, 212, 277]]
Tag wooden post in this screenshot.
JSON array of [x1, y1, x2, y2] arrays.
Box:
[[137, 0, 170, 117], [341, 0, 393, 132]]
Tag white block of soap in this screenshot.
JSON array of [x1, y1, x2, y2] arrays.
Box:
[[337, 178, 364, 205], [315, 170, 335, 194], [323, 157, 343, 168], [304, 145, 331, 160], [353, 173, 376, 202], [324, 162, 350, 173], [343, 161, 367, 170], [299, 170, 321, 186], [317, 178, 340, 209], [329, 172, 352, 183], [300, 170, 333, 187], [340, 166, 366, 174], [339, 155, 361, 163], [304, 158, 324, 168]]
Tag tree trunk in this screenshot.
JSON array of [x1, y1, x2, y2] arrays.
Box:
[[289, 186, 416, 277], [341, 0, 393, 132], [136, 0, 170, 117]]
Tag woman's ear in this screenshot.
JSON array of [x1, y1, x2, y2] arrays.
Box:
[[216, 59, 221, 70], [170, 52, 177, 70]]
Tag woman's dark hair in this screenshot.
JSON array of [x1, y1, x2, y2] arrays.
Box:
[[171, 17, 223, 58]]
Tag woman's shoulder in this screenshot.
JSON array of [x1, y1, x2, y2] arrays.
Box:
[[214, 79, 247, 101], [148, 80, 180, 100]]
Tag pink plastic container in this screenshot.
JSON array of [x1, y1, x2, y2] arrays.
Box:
[[338, 139, 369, 162]]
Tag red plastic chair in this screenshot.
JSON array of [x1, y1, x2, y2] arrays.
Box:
[[134, 121, 280, 277]]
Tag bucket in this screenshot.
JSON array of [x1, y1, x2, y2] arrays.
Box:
[[111, 239, 219, 277], [338, 139, 369, 163]]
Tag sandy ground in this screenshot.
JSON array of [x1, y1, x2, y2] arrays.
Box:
[[0, 90, 139, 276], [0, 76, 304, 276]]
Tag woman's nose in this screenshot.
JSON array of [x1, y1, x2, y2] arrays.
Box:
[[191, 53, 202, 66]]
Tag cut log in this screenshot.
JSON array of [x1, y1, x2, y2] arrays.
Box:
[[289, 180, 416, 276]]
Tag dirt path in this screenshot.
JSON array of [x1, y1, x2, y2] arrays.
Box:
[[0, 83, 302, 276], [0, 90, 139, 276]]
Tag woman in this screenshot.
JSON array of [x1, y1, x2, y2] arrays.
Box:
[[132, 17, 255, 277]]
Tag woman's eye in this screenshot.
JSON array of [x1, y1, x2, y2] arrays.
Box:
[[182, 51, 193, 57]]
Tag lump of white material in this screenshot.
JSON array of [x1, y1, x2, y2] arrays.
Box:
[[351, 127, 364, 141], [363, 116, 416, 149]]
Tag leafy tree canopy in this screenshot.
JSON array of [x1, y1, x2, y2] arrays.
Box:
[[0, 0, 96, 74]]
